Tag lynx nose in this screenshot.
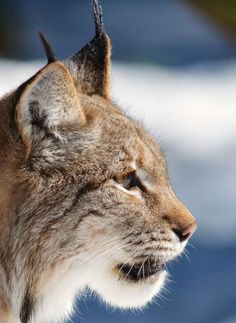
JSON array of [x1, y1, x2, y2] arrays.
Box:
[[174, 222, 197, 243]]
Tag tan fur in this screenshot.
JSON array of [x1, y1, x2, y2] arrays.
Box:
[[0, 2, 196, 322]]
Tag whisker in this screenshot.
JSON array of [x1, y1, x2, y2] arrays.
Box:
[[118, 244, 143, 283], [187, 242, 197, 250], [122, 263, 135, 283], [79, 236, 125, 263], [182, 249, 191, 263], [80, 242, 127, 270]]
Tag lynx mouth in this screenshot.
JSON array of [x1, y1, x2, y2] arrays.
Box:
[[117, 260, 165, 281]]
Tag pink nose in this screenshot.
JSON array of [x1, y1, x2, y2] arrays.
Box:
[[174, 222, 197, 243]]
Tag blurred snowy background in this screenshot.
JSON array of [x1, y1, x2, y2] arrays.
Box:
[[0, 0, 236, 322]]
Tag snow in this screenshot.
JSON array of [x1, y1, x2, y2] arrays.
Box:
[[0, 59, 235, 246], [1, 59, 236, 157], [112, 62, 236, 157]]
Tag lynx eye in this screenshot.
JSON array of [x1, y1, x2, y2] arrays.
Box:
[[117, 171, 145, 192]]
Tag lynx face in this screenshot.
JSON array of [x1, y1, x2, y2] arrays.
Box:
[[0, 1, 196, 322], [74, 97, 196, 309]]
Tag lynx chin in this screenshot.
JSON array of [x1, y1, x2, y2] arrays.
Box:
[[0, 1, 197, 322]]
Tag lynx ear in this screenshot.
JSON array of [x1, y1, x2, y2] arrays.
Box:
[[16, 62, 84, 159], [65, 0, 111, 100]]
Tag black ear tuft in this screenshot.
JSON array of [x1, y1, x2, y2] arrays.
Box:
[[92, 0, 104, 38], [38, 32, 56, 64], [65, 0, 111, 99]]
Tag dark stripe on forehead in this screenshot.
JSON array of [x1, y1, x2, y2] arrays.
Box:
[[20, 291, 34, 323]]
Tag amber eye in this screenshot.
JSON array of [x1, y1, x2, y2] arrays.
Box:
[[118, 171, 145, 191]]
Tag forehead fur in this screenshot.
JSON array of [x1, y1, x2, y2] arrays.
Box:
[[79, 93, 166, 171]]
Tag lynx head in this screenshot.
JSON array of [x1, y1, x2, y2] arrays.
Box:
[[0, 0, 196, 319]]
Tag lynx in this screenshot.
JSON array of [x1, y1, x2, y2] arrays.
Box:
[[0, 1, 197, 322]]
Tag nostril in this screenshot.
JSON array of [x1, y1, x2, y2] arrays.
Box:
[[183, 222, 197, 239], [174, 222, 197, 243]]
